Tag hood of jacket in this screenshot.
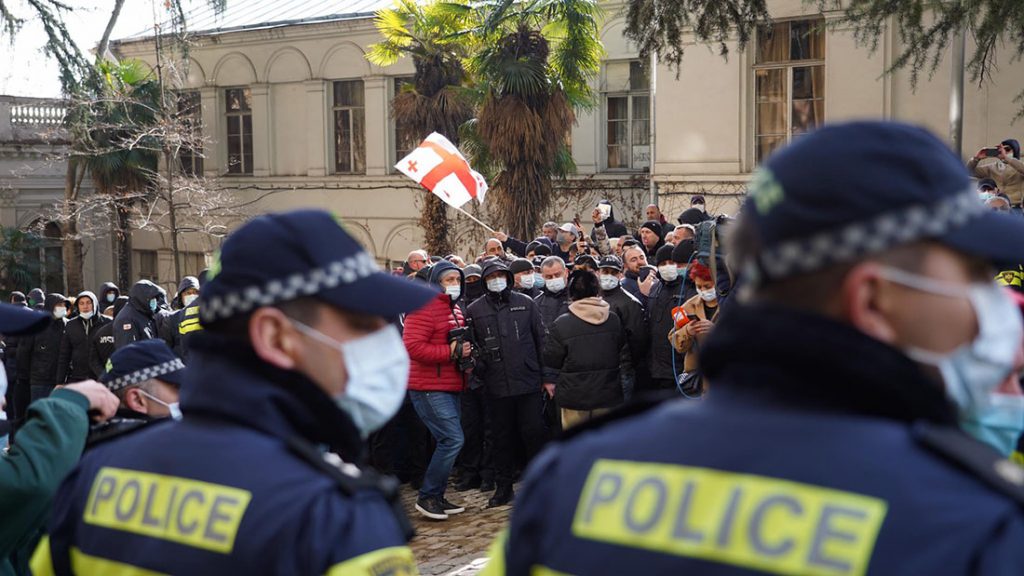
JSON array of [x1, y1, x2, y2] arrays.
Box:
[[174, 276, 200, 307], [182, 331, 365, 462], [481, 259, 514, 299], [128, 280, 163, 315], [28, 288, 45, 306], [99, 282, 120, 301], [598, 199, 620, 224], [43, 292, 67, 313], [75, 291, 99, 318], [1002, 139, 1021, 160], [569, 297, 610, 325], [429, 260, 464, 298]]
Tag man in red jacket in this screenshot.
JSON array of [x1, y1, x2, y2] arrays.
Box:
[[403, 260, 473, 520]]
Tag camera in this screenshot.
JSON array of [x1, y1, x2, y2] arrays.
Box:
[[447, 319, 479, 372]]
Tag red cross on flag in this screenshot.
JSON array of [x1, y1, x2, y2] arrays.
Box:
[[395, 132, 488, 209]]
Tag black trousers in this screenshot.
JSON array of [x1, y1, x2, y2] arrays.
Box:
[[487, 391, 546, 486], [457, 386, 494, 482]]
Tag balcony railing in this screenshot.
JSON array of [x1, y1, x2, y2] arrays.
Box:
[[11, 103, 66, 126]]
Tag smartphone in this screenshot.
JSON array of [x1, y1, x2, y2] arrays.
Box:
[[685, 314, 699, 322], [986, 147, 1001, 158], [639, 266, 656, 282], [598, 204, 612, 220]]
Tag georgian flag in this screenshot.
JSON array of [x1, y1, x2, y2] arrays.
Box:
[[395, 132, 488, 208]]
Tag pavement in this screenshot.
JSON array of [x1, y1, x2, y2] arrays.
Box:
[[402, 481, 516, 575]]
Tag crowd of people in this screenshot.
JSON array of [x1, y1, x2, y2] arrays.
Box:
[[1, 122, 1024, 575]]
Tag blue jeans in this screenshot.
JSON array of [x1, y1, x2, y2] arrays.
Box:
[[409, 391, 464, 499]]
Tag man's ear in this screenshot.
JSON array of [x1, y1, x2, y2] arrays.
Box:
[[841, 263, 899, 345], [249, 307, 301, 370], [123, 388, 147, 414]]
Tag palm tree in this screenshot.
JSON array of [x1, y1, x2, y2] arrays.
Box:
[[467, 0, 603, 239], [76, 59, 161, 288], [367, 0, 476, 256]]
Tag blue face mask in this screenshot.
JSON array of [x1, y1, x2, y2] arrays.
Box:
[[961, 395, 1024, 457], [149, 299, 158, 313]]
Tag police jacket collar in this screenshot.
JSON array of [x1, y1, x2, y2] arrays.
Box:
[[181, 331, 364, 463], [701, 303, 958, 426]]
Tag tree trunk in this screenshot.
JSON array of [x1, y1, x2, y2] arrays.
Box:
[[419, 193, 452, 256], [113, 199, 132, 289]]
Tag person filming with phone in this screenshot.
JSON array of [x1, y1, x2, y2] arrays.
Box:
[[968, 139, 1023, 212]]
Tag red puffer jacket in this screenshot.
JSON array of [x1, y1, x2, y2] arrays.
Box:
[[403, 293, 466, 392]]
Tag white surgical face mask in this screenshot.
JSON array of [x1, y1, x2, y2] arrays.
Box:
[[106, 293, 116, 303], [52, 307, 66, 320], [961, 394, 1024, 456], [658, 265, 679, 282], [486, 277, 508, 293], [545, 277, 566, 293], [519, 274, 535, 289], [534, 273, 544, 286], [138, 388, 182, 421], [445, 285, 461, 300], [80, 310, 95, 320], [599, 274, 620, 291], [183, 294, 199, 307], [879, 267, 1023, 434], [698, 287, 717, 302], [291, 321, 409, 438]]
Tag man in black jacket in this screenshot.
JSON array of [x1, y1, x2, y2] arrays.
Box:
[[510, 259, 539, 298], [159, 276, 202, 361], [97, 282, 120, 312], [17, 293, 67, 403], [645, 244, 685, 392], [467, 259, 546, 507], [113, 280, 162, 349], [56, 291, 109, 385], [597, 255, 650, 398], [535, 256, 570, 436], [89, 296, 128, 385]]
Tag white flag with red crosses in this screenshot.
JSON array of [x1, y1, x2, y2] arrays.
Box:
[[395, 132, 488, 209]]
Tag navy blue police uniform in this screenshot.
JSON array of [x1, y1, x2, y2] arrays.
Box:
[[34, 210, 436, 575], [483, 122, 1024, 576]]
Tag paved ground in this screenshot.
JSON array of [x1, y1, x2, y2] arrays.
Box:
[[401, 481, 516, 575]]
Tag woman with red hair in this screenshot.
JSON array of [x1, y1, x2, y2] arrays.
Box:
[[669, 261, 720, 391]]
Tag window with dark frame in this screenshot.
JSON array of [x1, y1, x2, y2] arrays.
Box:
[[333, 80, 366, 174], [754, 18, 825, 164], [393, 76, 417, 165], [136, 250, 159, 282], [224, 87, 253, 175], [176, 91, 203, 176], [604, 60, 650, 171]]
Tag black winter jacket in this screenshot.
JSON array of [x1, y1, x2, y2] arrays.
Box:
[[113, 281, 162, 349], [17, 294, 67, 388], [603, 285, 650, 363], [534, 288, 569, 384], [645, 277, 686, 384], [56, 291, 110, 384], [467, 263, 545, 398], [543, 298, 626, 410], [90, 297, 128, 377]]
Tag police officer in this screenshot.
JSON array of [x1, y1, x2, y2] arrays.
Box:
[[34, 209, 436, 575], [483, 122, 1024, 575]]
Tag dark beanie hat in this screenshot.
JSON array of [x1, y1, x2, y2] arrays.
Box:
[[640, 220, 663, 237], [654, 243, 676, 265], [677, 208, 707, 225], [672, 239, 696, 264], [508, 258, 534, 275]]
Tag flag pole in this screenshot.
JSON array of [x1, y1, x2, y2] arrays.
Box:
[[451, 204, 496, 234]]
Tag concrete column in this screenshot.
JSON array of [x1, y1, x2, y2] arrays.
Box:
[[364, 76, 388, 176], [305, 80, 328, 177], [250, 83, 271, 177], [199, 87, 220, 177]]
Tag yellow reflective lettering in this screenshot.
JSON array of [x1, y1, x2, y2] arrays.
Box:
[[323, 546, 418, 575], [572, 460, 887, 576], [84, 467, 251, 554]]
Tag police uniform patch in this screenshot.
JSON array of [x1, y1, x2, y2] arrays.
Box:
[[572, 459, 887, 576]]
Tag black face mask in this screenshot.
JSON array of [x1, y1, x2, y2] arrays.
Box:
[[465, 281, 486, 303], [674, 239, 695, 265]]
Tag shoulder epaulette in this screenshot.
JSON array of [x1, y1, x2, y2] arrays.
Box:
[[557, 391, 676, 442], [286, 436, 414, 541], [912, 421, 1024, 506], [86, 417, 165, 451]]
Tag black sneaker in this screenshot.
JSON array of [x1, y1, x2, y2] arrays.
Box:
[[487, 485, 514, 508], [415, 497, 449, 520], [442, 497, 466, 515], [479, 478, 496, 493]]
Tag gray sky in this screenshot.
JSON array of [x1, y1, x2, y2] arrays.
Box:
[[0, 0, 167, 97]]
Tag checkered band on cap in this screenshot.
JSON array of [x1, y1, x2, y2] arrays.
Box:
[[106, 358, 186, 393], [200, 251, 380, 323], [742, 188, 985, 286]]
